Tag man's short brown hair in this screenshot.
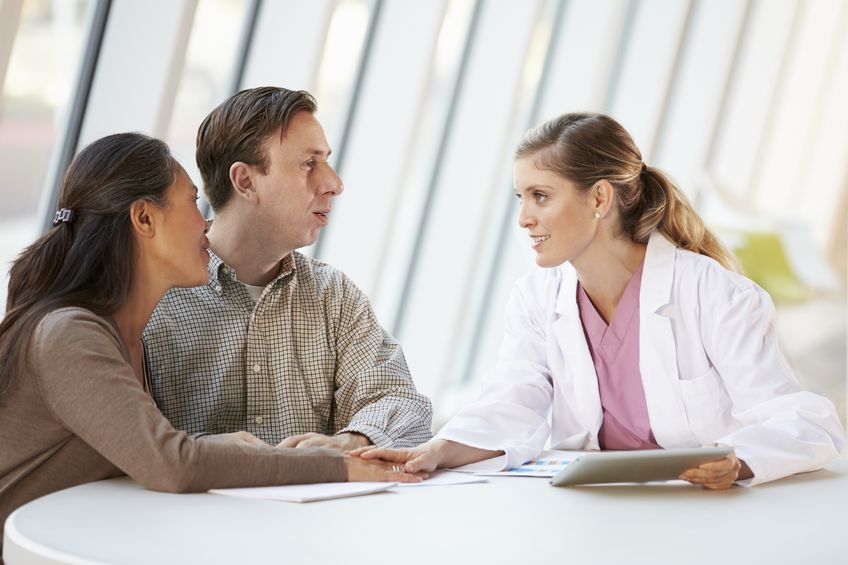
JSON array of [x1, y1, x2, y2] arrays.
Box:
[[196, 87, 318, 211]]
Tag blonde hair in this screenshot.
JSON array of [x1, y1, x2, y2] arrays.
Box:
[[515, 112, 737, 271]]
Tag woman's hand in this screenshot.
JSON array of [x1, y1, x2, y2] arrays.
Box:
[[344, 455, 427, 483], [348, 439, 502, 474], [348, 440, 445, 474], [679, 452, 752, 490]]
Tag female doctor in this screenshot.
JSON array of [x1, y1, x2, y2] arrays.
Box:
[[355, 112, 845, 488]]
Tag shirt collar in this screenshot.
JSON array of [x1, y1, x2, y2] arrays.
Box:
[[207, 250, 296, 294]]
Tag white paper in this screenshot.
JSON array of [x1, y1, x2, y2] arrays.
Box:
[[393, 470, 488, 488], [209, 482, 396, 503], [490, 450, 584, 477]]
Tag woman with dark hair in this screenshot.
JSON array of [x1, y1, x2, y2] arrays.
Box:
[[0, 133, 419, 530], [354, 112, 844, 488]]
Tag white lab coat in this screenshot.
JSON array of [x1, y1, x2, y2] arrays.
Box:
[[438, 232, 845, 485]]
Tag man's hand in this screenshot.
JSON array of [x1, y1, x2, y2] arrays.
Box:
[[277, 432, 371, 451], [199, 431, 269, 448], [679, 452, 753, 490]]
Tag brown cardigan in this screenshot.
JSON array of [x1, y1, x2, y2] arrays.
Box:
[[0, 307, 346, 533]]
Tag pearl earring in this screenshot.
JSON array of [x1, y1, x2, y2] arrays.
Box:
[[594, 212, 601, 219]]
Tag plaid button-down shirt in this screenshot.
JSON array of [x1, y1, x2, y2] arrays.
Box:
[[142, 251, 432, 447]]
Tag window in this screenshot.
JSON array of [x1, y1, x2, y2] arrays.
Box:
[[0, 0, 94, 311]]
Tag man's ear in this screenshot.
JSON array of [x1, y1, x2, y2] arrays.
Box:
[[230, 162, 258, 203], [129, 199, 158, 239]]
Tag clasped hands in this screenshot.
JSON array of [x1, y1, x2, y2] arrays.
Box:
[[212, 430, 371, 451], [277, 432, 427, 482], [211, 430, 426, 483], [276, 431, 371, 451]]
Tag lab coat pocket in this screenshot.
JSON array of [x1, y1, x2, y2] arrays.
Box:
[[678, 367, 732, 444]]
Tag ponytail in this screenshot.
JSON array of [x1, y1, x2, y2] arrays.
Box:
[[0, 226, 77, 399], [6, 225, 74, 310], [629, 166, 738, 271], [0, 132, 177, 402]]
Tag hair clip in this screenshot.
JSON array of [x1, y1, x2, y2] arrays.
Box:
[[53, 208, 76, 226]]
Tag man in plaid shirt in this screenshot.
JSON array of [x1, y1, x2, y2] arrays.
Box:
[[143, 87, 432, 451]]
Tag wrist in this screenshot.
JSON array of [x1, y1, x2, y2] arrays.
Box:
[[340, 432, 371, 450], [428, 439, 452, 466], [738, 460, 754, 481], [342, 455, 354, 481]]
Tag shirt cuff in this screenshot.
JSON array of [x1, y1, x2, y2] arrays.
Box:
[[721, 444, 761, 487], [337, 424, 393, 447]]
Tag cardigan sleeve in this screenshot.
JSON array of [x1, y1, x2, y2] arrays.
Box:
[[31, 308, 346, 492]]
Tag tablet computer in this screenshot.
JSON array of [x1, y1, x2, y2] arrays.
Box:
[[549, 446, 733, 486]]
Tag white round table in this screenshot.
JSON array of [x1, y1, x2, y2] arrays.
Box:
[[5, 461, 848, 565]]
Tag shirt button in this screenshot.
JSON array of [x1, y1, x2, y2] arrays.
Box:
[[252, 364, 261, 373], [255, 415, 264, 425]]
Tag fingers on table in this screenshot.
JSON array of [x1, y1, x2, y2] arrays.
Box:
[[403, 454, 434, 474], [388, 464, 424, 483]]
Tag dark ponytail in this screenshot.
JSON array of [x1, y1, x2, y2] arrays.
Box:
[[6, 224, 75, 310], [516, 112, 737, 271], [0, 133, 178, 401]]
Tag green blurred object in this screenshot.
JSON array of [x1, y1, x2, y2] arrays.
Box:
[[730, 231, 809, 303]]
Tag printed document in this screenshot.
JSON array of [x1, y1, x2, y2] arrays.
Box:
[[451, 450, 588, 478]]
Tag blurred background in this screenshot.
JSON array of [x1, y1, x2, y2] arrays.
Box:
[[0, 0, 845, 429]]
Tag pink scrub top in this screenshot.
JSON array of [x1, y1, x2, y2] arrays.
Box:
[[576, 261, 661, 450]]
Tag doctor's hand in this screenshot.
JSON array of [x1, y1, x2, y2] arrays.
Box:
[[278, 432, 371, 452], [344, 455, 426, 483], [350, 439, 503, 473], [679, 452, 753, 490], [348, 441, 443, 474]]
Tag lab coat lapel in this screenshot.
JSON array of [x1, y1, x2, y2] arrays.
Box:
[[640, 233, 698, 447], [551, 266, 603, 437]]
